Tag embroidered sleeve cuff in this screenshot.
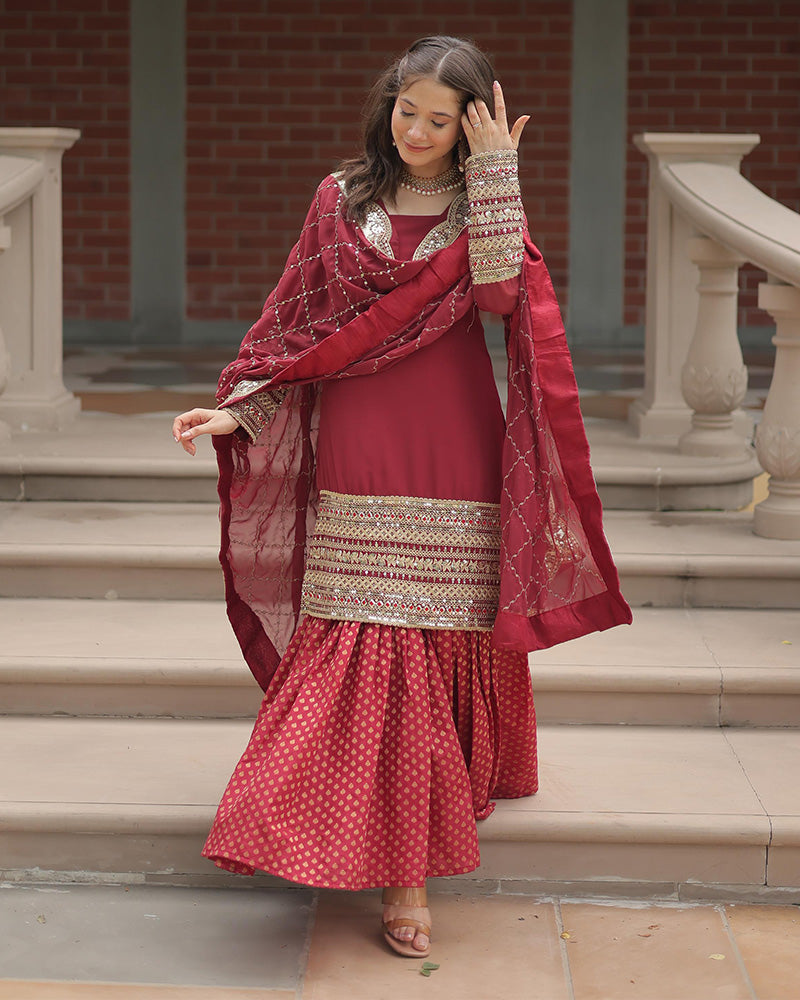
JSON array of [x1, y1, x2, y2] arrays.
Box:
[[465, 148, 525, 285], [219, 384, 288, 442]]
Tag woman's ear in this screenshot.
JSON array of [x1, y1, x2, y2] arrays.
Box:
[[457, 135, 469, 172]]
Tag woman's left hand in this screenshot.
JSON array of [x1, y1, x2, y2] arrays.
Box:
[[462, 80, 530, 154]]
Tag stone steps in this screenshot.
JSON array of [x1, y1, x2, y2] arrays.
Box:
[[2, 500, 799, 606], [1, 716, 797, 894], [0, 413, 219, 504], [0, 501, 222, 599], [0, 412, 761, 511], [1, 600, 797, 726]]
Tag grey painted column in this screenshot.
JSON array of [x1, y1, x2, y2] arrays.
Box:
[[130, 0, 185, 343], [567, 0, 628, 349]]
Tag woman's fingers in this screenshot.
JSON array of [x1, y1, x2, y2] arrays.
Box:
[[509, 115, 531, 149], [465, 88, 528, 152], [473, 98, 493, 128], [173, 407, 240, 454], [173, 408, 207, 441], [492, 80, 509, 129], [172, 407, 225, 456]]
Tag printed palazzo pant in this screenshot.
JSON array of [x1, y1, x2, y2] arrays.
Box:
[[202, 615, 538, 890]]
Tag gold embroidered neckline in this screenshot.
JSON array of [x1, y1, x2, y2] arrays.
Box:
[[332, 173, 468, 260]]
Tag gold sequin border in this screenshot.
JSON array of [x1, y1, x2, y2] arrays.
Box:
[[300, 490, 502, 630]]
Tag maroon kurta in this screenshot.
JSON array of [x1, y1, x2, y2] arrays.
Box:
[[317, 209, 512, 503]]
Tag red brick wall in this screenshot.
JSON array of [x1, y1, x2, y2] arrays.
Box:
[[3, 1, 798, 337], [626, 0, 800, 331], [0, 0, 130, 322], [184, 0, 573, 321]]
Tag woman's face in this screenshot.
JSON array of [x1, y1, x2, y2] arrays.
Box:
[[391, 76, 463, 177]]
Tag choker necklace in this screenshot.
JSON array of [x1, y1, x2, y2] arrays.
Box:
[[398, 163, 463, 196]]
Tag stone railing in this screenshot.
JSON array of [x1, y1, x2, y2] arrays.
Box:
[[630, 133, 800, 540], [0, 128, 81, 434]]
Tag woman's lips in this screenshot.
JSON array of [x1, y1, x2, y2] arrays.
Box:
[[403, 141, 431, 153]]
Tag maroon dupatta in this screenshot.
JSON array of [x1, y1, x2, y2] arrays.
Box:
[[214, 175, 631, 691]]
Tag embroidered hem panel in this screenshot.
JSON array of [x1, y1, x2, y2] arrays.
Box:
[[299, 490, 501, 630]]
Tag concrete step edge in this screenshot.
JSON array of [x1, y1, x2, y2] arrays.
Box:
[[0, 456, 218, 478], [614, 552, 800, 576], [0, 449, 760, 487], [0, 657, 251, 686], [0, 545, 218, 567], [3, 656, 799, 694], [0, 799, 778, 846], [595, 454, 761, 486]]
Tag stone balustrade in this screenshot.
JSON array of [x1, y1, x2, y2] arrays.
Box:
[[632, 133, 800, 540], [0, 128, 81, 433]]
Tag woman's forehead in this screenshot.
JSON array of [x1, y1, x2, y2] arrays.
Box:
[[397, 76, 463, 113]]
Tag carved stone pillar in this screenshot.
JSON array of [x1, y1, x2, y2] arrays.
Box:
[[630, 132, 760, 440], [754, 282, 800, 539], [678, 237, 750, 457], [0, 128, 81, 431]]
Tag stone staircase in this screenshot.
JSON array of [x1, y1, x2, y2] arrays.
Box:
[[1, 415, 799, 901]]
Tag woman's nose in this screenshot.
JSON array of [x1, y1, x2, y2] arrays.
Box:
[[407, 120, 426, 139]]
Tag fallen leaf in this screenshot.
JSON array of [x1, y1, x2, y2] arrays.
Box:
[[648, 924, 660, 930], [709, 954, 725, 961], [560, 931, 571, 940], [637, 933, 652, 938], [420, 961, 440, 977], [36, 915, 46, 924], [782, 640, 792, 645]]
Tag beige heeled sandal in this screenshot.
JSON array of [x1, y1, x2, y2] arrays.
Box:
[[381, 886, 431, 958]]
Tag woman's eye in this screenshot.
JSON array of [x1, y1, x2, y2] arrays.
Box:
[[431, 121, 446, 129], [399, 110, 413, 118]]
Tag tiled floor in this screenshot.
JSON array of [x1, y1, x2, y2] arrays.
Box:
[[1, 883, 799, 999]]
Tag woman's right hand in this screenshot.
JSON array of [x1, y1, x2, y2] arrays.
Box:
[[172, 407, 240, 456]]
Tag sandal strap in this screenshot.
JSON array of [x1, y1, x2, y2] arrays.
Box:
[[383, 917, 432, 938], [381, 886, 428, 907]]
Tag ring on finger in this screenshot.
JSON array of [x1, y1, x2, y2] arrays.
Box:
[[471, 120, 482, 128]]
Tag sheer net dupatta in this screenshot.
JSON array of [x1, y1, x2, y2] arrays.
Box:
[[214, 385, 318, 693], [493, 238, 632, 652]]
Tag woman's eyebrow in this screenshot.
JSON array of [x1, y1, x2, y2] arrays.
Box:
[[399, 97, 455, 118]]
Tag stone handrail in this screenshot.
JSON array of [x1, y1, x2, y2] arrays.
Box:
[[0, 127, 81, 436], [631, 133, 800, 539], [0, 156, 44, 215], [660, 160, 800, 286]]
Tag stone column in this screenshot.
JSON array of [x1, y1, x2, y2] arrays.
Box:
[[0, 128, 81, 431], [0, 217, 12, 441], [754, 281, 800, 540], [630, 133, 760, 440], [678, 237, 750, 457]]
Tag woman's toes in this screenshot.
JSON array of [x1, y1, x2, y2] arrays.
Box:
[[414, 932, 430, 951]]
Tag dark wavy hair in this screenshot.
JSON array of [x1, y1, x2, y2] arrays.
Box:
[[338, 36, 496, 222]]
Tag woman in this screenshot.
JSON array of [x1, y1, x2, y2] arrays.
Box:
[[173, 36, 630, 959]]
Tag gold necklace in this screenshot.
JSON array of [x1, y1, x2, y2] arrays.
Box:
[[398, 163, 464, 196]]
